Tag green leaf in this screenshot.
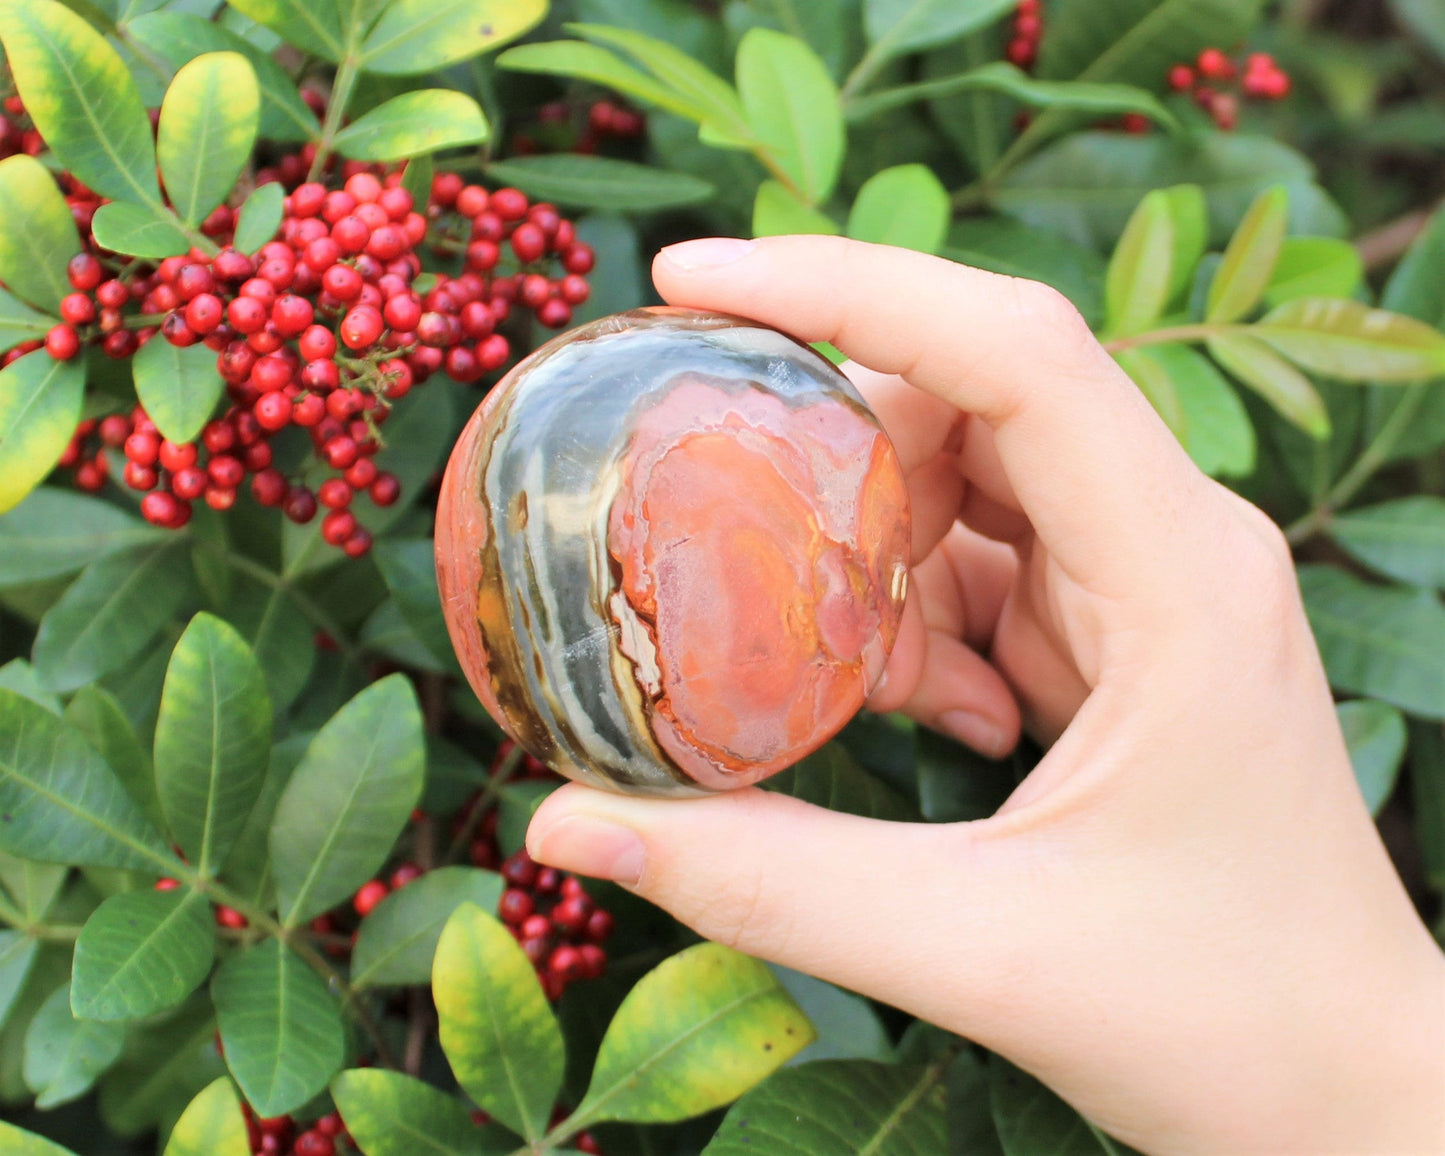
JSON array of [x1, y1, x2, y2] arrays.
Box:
[[752, 180, 839, 237], [1161, 184, 1208, 305], [0, 352, 85, 516], [23, 983, 126, 1109], [863, 0, 1014, 59], [704, 1058, 945, 1154], [154, 613, 272, 875], [158, 52, 259, 226], [0, 287, 56, 356], [0, 661, 61, 715], [0, 931, 40, 1031], [1206, 186, 1289, 324], [212, 939, 345, 1117], [0, 1122, 79, 1156], [351, 866, 503, 988], [1104, 190, 1175, 338], [997, 133, 1344, 252], [1300, 565, 1445, 720], [0, 156, 79, 313], [497, 41, 713, 124], [223, 0, 343, 60], [232, 182, 285, 255], [400, 156, 434, 213], [1116, 344, 1254, 478], [0, 489, 165, 586], [219, 734, 306, 906], [270, 675, 426, 926], [126, 13, 318, 144], [0, 851, 68, 923], [1330, 497, 1445, 590], [769, 966, 894, 1064], [32, 540, 195, 693], [568, 22, 750, 143], [1337, 700, 1407, 817], [1254, 298, 1445, 383], [433, 902, 564, 1143], [90, 201, 193, 260], [360, 0, 546, 75], [736, 28, 844, 205], [331, 1068, 495, 1156], [574, 942, 815, 1127], [95, 998, 222, 1139], [333, 90, 488, 164], [0, 0, 160, 204], [132, 334, 226, 444], [942, 216, 1105, 328], [163, 1076, 251, 1156], [71, 889, 214, 1021], [495, 780, 556, 857], [1264, 238, 1363, 309], [221, 576, 315, 711], [1208, 334, 1330, 439], [989, 1057, 1112, 1155], [371, 539, 456, 670], [64, 684, 162, 833], [485, 155, 714, 212], [764, 743, 916, 820], [845, 163, 948, 254], [1391, 0, 1445, 63], [0, 688, 174, 870], [848, 62, 1176, 132], [1409, 721, 1445, 894]]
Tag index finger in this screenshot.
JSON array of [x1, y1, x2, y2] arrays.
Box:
[[652, 235, 1206, 605]]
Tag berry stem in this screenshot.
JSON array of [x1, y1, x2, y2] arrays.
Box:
[[1100, 322, 1249, 353], [308, 54, 362, 183]]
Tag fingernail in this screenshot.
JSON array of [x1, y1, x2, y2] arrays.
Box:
[[528, 814, 646, 885], [658, 237, 756, 270], [939, 710, 1009, 759]]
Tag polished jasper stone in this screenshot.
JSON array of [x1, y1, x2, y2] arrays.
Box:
[[435, 307, 910, 796]]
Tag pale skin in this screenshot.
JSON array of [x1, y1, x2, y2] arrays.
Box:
[[527, 235, 1445, 1155]]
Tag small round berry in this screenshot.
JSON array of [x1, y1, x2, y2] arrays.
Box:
[[321, 508, 358, 546], [559, 274, 590, 305], [325, 388, 364, 421], [1006, 36, 1036, 67], [291, 181, 328, 218], [122, 460, 157, 491], [537, 299, 572, 329], [547, 944, 584, 983], [154, 877, 180, 892], [585, 909, 614, 942], [125, 430, 160, 466], [45, 324, 80, 360], [510, 221, 546, 263], [301, 358, 341, 392], [332, 215, 371, 255], [342, 526, 372, 558], [1197, 47, 1234, 80], [215, 905, 248, 930], [201, 420, 235, 454], [297, 324, 337, 362], [175, 263, 214, 302], [243, 439, 273, 473], [339, 306, 383, 351], [322, 190, 358, 224], [67, 252, 103, 292], [184, 293, 224, 335], [322, 435, 360, 469], [158, 439, 197, 472], [383, 293, 422, 332], [60, 292, 95, 326], [304, 236, 341, 273], [353, 878, 388, 916], [294, 1131, 335, 1156], [368, 472, 400, 507], [365, 224, 407, 261], [292, 393, 327, 427], [227, 296, 267, 335], [562, 243, 595, 274], [343, 457, 377, 489], [207, 454, 244, 489], [1168, 63, 1196, 92], [251, 468, 288, 507], [161, 313, 198, 348], [96, 278, 130, 309], [317, 477, 352, 509], [98, 415, 131, 447], [171, 466, 207, 501], [141, 490, 180, 525], [205, 485, 237, 511], [445, 344, 482, 383], [380, 359, 413, 399], [254, 391, 293, 431], [74, 458, 108, 492], [519, 273, 550, 309], [491, 186, 528, 220], [284, 486, 318, 524], [271, 294, 315, 337], [498, 888, 534, 924], [389, 863, 423, 889], [322, 263, 364, 302], [477, 333, 510, 371], [578, 943, 607, 979]]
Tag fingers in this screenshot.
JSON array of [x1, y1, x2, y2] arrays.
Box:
[[653, 236, 1206, 609], [526, 784, 999, 1027]]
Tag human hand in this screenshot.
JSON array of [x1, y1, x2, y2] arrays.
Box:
[[526, 236, 1445, 1155]]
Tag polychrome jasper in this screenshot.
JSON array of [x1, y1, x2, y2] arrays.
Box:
[[435, 307, 910, 796]]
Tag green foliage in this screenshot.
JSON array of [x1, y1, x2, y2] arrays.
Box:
[[0, 0, 1442, 1152]]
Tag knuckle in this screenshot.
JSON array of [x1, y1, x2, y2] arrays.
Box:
[[1006, 277, 1094, 349]]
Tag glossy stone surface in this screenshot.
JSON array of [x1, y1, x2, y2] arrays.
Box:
[[435, 308, 910, 796]]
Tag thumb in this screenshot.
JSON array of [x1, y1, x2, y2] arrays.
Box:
[[526, 783, 1008, 1027]]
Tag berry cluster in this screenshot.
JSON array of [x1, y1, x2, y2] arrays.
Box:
[[1169, 48, 1292, 131], [0, 93, 42, 159], [1006, 0, 1043, 71], [512, 97, 645, 157], [29, 156, 592, 556], [242, 1105, 353, 1156]]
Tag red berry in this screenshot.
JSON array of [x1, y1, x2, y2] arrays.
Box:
[[45, 324, 80, 360], [184, 293, 224, 334], [383, 294, 422, 332], [500, 851, 538, 888], [321, 508, 357, 546], [322, 435, 360, 469], [207, 454, 244, 489], [201, 420, 235, 454], [499, 888, 534, 924], [477, 333, 510, 371], [342, 526, 372, 558], [1197, 47, 1234, 80], [1168, 64, 1195, 92], [353, 878, 388, 916], [175, 263, 214, 301], [68, 252, 103, 291], [547, 944, 584, 983], [74, 458, 108, 492], [271, 294, 315, 337], [227, 296, 267, 335], [254, 391, 293, 431], [294, 1131, 335, 1156], [339, 306, 383, 350], [1006, 37, 1036, 67], [161, 313, 198, 348], [251, 467, 288, 507], [125, 430, 160, 466], [301, 358, 341, 392], [60, 292, 95, 326], [154, 877, 180, 891], [292, 393, 326, 427], [158, 439, 197, 472], [551, 896, 590, 935], [559, 274, 590, 305], [368, 472, 400, 507], [252, 355, 292, 393], [297, 324, 337, 362], [390, 863, 423, 889], [445, 344, 482, 383], [317, 477, 352, 509], [122, 460, 157, 491], [215, 905, 248, 930], [491, 187, 528, 220], [292, 181, 327, 218], [284, 486, 318, 523], [562, 243, 594, 274], [332, 215, 371, 254], [431, 171, 464, 207], [172, 466, 207, 501], [365, 224, 407, 261], [578, 943, 607, 979], [96, 279, 129, 309], [1014, 12, 1041, 39], [343, 457, 377, 489], [1121, 113, 1151, 134], [98, 415, 131, 446], [537, 299, 572, 329], [585, 909, 614, 942], [345, 171, 383, 204], [243, 439, 273, 473], [323, 263, 364, 301], [510, 221, 546, 263]]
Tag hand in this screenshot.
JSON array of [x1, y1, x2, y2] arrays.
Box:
[[526, 236, 1445, 1155]]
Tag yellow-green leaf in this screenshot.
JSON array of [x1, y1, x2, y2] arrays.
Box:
[[0, 1120, 78, 1155], [232, 183, 285, 256], [1162, 183, 1208, 304], [433, 903, 563, 1143], [331, 1068, 493, 1156], [1209, 333, 1330, 438], [1115, 343, 1255, 477], [0, 353, 85, 515], [163, 1076, 251, 1156], [0, 0, 159, 204], [333, 90, 488, 163], [159, 52, 260, 227], [571, 942, 815, 1127], [0, 288, 58, 356], [360, 0, 546, 75], [1255, 297, 1445, 382], [90, 202, 192, 261], [0, 156, 80, 313], [846, 163, 949, 254], [1265, 237, 1364, 308], [753, 179, 839, 238], [737, 28, 844, 205], [498, 40, 709, 124], [224, 0, 345, 61], [1104, 189, 1175, 337], [1206, 185, 1289, 323]]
